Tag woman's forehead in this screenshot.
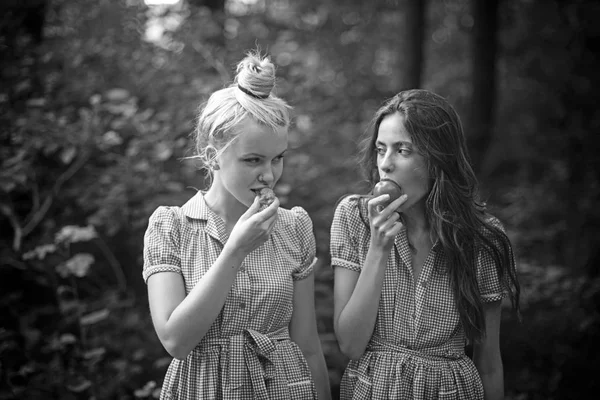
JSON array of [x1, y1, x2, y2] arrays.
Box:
[[231, 122, 288, 154], [377, 113, 411, 144]]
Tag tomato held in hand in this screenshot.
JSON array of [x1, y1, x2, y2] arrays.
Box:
[[372, 179, 403, 206]]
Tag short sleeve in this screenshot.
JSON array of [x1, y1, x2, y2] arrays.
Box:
[[142, 206, 183, 283], [291, 206, 317, 281], [330, 196, 362, 272], [477, 216, 515, 303]]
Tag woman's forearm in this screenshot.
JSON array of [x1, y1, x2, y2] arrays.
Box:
[[335, 247, 389, 359], [479, 367, 504, 400], [163, 246, 246, 358], [305, 351, 332, 400]]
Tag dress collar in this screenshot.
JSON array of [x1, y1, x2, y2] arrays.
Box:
[[181, 191, 228, 243], [181, 190, 210, 220]]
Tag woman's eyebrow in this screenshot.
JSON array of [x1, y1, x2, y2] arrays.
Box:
[[241, 149, 288, 157], [375, 140, 412, 147]]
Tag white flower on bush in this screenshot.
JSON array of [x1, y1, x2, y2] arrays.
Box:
[[23, 244, 57, 260], [56, 253, 95, 278], [55, 225, 98, 245]]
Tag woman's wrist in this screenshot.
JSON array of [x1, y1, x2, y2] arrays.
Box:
[[369, 237, 394, 254], [219, 244, 247, 268], [366, 243, 392, 267]]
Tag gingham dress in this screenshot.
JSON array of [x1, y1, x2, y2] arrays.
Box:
[[330, 195, 511, 400], [143, 192, 318, 400]]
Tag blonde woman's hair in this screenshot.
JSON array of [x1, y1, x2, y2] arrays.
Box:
[[191, 50, 291, 181]]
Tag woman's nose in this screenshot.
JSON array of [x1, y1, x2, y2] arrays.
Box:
[[379, 151, 394, 172], [259, 166, 274, 184]]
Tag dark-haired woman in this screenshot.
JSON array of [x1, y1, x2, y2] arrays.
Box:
[[331, 89, 520, 400]]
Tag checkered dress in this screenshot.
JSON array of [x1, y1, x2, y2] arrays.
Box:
[[330, 195, 513, 400], [143, 192, 318, 400]]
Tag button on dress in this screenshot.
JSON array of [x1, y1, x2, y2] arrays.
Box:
[[330, 195, 513, 400], [143, 192, 318, 399]]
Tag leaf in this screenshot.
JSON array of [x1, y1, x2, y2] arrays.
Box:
[[22, 244, 57, 260], [60, 146, 77, 164], [102, 130, 124, 147], [66, 377, 92, 393], [134, 380, 157, 398], [105, 88, 130, 103], [58, 253, 95, 278], [275, 183, 292, 196], [165, 181, 184, 192], [55, 225, 98, 244], [295, 114, 313, 132], [133, 160, 151, 172], [105, 101, 138, 117], [153, 357, 171, 369], [154, 142, 173, 161], [26, 98, 46, 107], [132, 348, 146, 361], [80, 309, 110, 326], [59, 333, 77, 345], [83, 347, 106, 360], [89, 94, 102, 105]]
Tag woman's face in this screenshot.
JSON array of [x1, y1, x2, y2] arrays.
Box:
[[375, 112, 430, 211], [216, 118, 288, 207]]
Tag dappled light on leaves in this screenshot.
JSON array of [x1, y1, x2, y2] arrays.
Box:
[[57, 253, 95, 278]]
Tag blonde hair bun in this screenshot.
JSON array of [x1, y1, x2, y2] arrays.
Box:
[[235, 51, 276, 99]]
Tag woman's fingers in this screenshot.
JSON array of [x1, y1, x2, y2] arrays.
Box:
[[378, 209, 401, 230], [367, 194, 390, 215], [387, 194, 408, 211], [255, 197, 279, 221], [242, 196, 262, 220], [387, 220, 404, 237]]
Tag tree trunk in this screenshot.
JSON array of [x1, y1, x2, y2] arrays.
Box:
[[469, 0, 499, 174], [399, 0, 425, 90], [188, 0, 226, 47], [188, 0, 225, 13], [560, 1, 600, 274]]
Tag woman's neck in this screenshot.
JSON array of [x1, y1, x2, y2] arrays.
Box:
[[401, 202, 429, 236], [401, 204, 433, 251], [203, 183, 246, 231]]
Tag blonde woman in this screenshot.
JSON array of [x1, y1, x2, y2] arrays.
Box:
[[143, 51, 331, 400]]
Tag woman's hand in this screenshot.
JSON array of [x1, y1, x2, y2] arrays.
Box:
[[367, 193, 407, 251], [226, 195, 280, 256]]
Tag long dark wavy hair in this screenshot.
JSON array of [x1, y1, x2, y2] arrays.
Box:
[[354, 89, 520, 343]]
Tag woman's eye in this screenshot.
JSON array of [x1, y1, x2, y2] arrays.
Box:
[[244, 158, 260, 164], [273, 155, 284, 163], [375, 147, 385, 155], [398, 147, 411, 155]]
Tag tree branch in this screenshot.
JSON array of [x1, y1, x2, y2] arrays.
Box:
[[94, 236, 128, 293], [21, 150, 90, 242], [0, 203, 23, 252], [191, 41, 230, 83]]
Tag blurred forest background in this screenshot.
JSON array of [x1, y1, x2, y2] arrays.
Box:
[[1, 0, 599, 399]]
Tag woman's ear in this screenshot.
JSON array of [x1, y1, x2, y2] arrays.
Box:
[[206, 146, 219, 170]]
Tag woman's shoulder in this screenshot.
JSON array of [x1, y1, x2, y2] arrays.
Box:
[[148, 205, 183, 225], [476, 213, 512, 251], [479, 213, 508, 236], [276, 205, 311, 228], [334, 193, 368, 218], [484, 214, 506, 232]]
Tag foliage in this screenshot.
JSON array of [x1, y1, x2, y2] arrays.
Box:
[[0, 0, 598, 399]]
